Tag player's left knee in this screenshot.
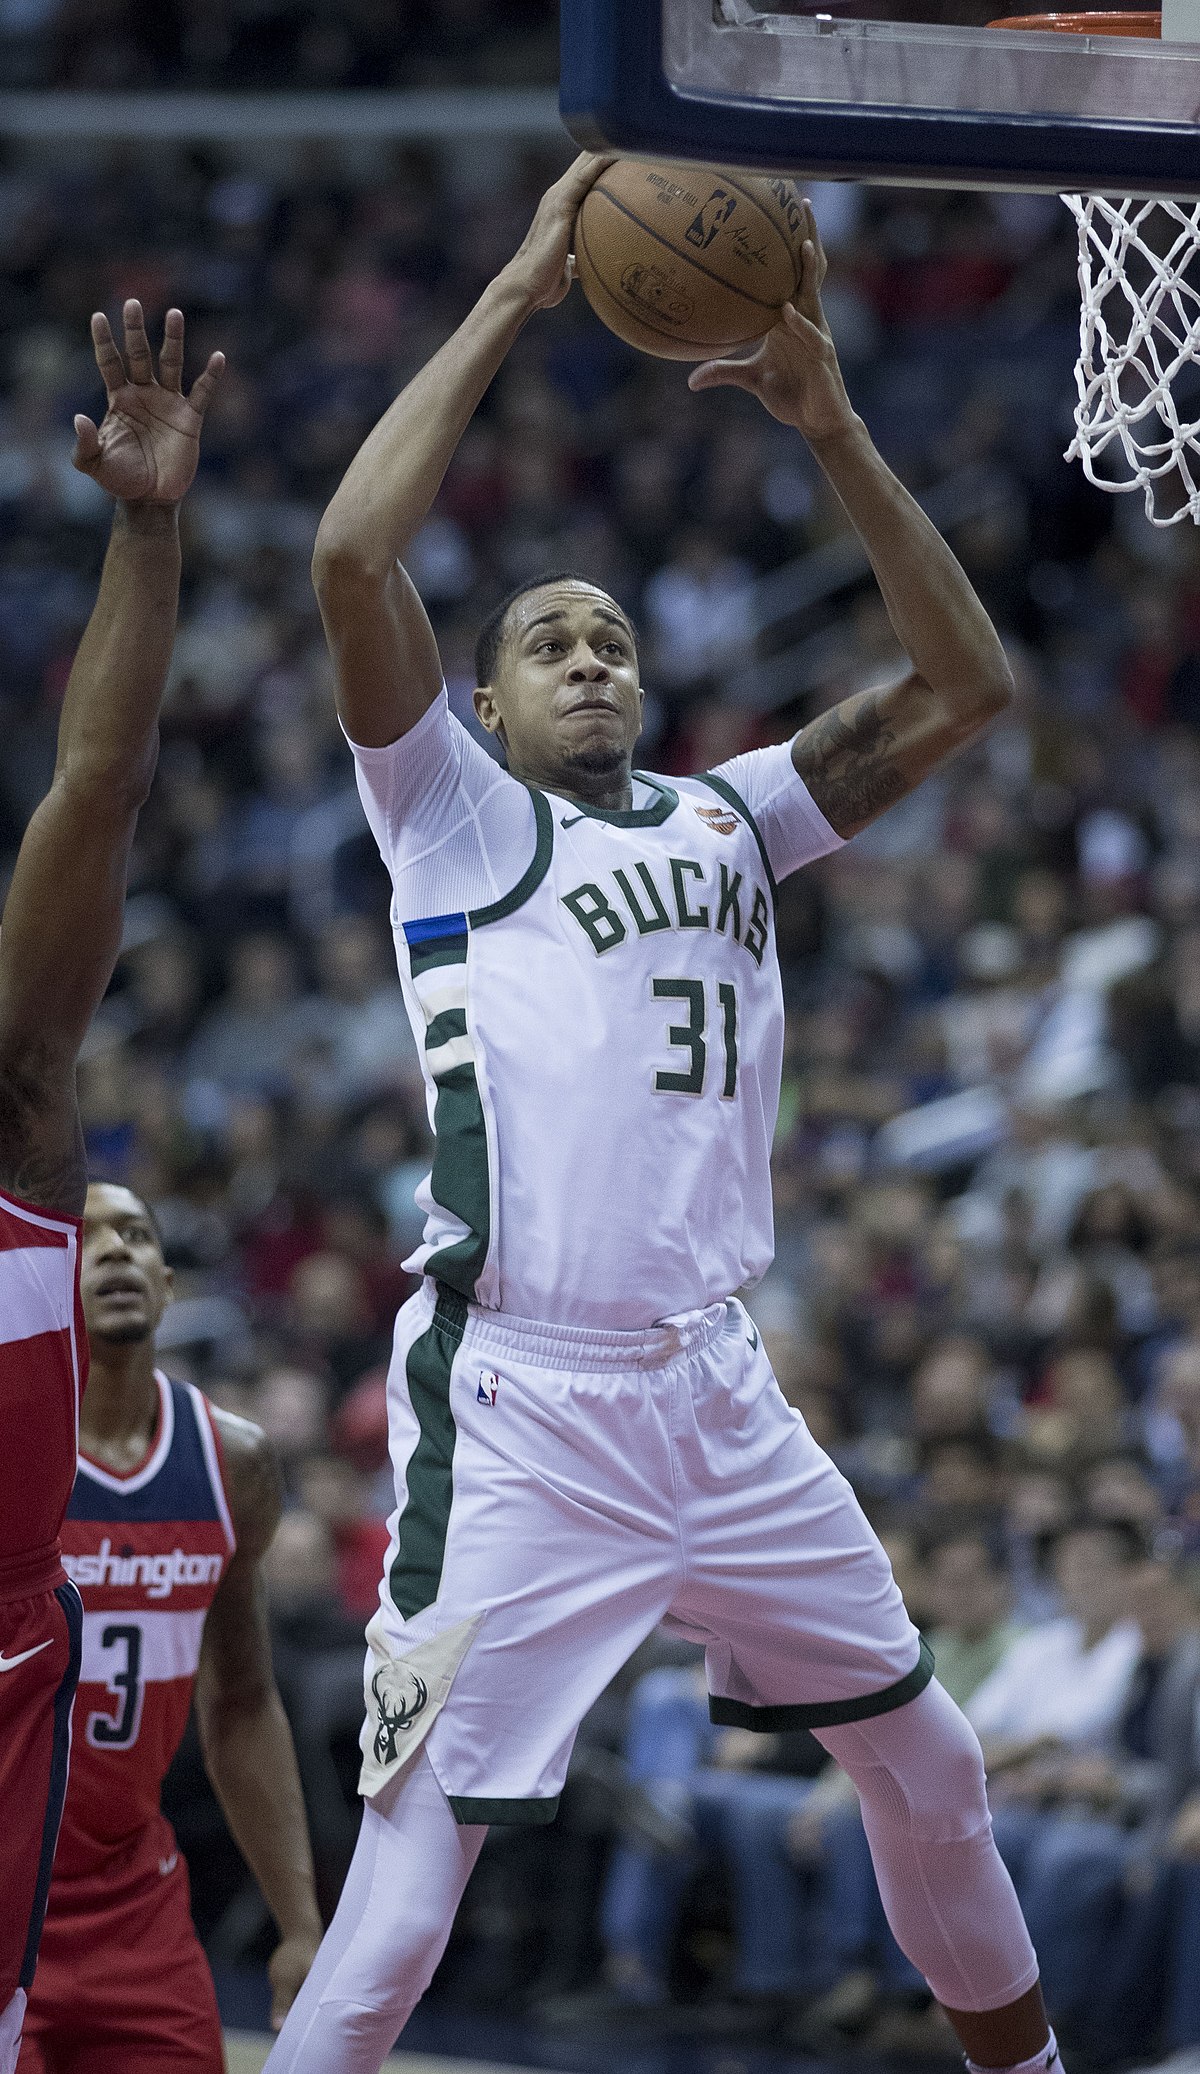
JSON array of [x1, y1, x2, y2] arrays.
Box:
[[852, 1683, 992, 1846]]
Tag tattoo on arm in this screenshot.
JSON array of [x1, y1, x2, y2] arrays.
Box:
[[0, 1052, 85, 1216], [792, 690, 908, 837]]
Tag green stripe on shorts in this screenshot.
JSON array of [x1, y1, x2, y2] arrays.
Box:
[[708, 1635, 935, 1732], [448, 1794, 561, 1827], [388, 1286, 467, 1622]]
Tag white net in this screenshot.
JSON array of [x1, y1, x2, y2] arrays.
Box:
[[1064, 194, 1200, 526]]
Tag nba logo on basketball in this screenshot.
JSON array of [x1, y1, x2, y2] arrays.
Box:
[[477, 1370, 501, 1406], [685, 189, 737, 251]]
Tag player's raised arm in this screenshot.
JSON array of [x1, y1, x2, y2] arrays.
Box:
[[194, 1412, 323, 2030], [310, 152, 611, 751], [0, 302, 223, 1215], [689, 207, 1014, 841]]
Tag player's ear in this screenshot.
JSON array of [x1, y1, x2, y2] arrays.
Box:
[[473, 684, 502, 737], [160, 1263, 174, 1311]]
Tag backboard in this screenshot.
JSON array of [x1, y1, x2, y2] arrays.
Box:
[[559, 0, 1200, 196]]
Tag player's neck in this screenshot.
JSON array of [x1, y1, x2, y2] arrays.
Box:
[[79, 1341, 162, 1468], [509, 752, 634, 813]]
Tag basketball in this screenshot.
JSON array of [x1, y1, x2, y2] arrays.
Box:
[[574, 159, 805, 362]]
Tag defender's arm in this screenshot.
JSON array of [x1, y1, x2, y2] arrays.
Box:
[[690, 210, 1012, 841], [312, 153, 610, 751], [195, 1411, 323, 2030], [0, 304, 222, 1214]]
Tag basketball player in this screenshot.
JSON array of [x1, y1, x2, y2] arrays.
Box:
[[0, 304, 223, 2074], [18, 1181, 322, 2074], [267, 157, 1057, 2074]]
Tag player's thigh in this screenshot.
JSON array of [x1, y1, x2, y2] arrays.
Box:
[[674, 1315, 922, 1715], [25, 2045, 218, 2074], [27, 1881, 224, 2074], [371, 1305, 683, 1812], [55, 1970, 224, 2074], [0, 1586, 81, 2006], [12, 2005, 50, 2074]]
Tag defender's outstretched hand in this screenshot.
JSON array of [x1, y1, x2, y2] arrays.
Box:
[[688, 205, 857, 445], [501, 152, 615, 314], [72, 301, 225, 504]]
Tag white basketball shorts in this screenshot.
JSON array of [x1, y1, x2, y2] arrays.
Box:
[[359, 1282, 931, 1824]]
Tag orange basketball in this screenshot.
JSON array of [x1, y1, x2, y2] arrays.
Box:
[[574, 159, 805, 363]]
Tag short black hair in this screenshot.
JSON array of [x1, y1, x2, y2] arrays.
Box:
[[473, 570, 635, 689], [89, 1177, 165, 1257]]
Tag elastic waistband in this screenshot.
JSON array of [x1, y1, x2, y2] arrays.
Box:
[[425, 1282, 732, 1372], [0, 1540, 65, 1603]]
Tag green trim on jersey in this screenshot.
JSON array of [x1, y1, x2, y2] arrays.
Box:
[[424, 1007, 468, 1050], [707, 1636, 935, 1731], [409, 931, 471, 977], [425, 1063, 491, 1298], [448, 1793, 562, 1827], [470, 787, 555, 927], [696, 770, 779, 909], [406, 924, 491, 1297], [388, 1286, 467, 1621], [407, 793, 554, 1303], [551, 774, 679, 829]]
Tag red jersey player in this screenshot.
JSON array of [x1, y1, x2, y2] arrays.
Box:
[[0, 304, 223, 2074], [19, 1182, 322, 2074]]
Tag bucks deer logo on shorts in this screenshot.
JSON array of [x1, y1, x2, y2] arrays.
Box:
[[371, 1660, 429, 1766]]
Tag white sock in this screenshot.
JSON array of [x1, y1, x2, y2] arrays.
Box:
[[966, 2026, 1060, 2074]]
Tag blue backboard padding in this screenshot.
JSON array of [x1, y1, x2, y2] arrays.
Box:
[[404, 912, 468, 945], [559, 0, 1200, 197]]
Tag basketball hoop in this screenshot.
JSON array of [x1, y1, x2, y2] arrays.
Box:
[[992, 9, 1200, 525]]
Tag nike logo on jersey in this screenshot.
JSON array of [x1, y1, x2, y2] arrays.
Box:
[[747, 1323, 760, 1351], [560, 814, 586, 829], [0, 1639, 53, 1671], [159, 1851, 179, 1877]]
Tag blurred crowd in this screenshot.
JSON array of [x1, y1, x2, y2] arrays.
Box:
[[0, 0, 558, 91], [5, 122, 1200, 2064]]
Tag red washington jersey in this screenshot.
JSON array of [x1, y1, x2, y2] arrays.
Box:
[[0, 1184, 85, 1603], [55, 1372, 235, 1901]]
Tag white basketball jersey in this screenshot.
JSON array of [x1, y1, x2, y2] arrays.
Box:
[[349, 696, 842, 1330]]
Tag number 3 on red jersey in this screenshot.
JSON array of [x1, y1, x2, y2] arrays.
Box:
[[86, 1621, 144, 1747]]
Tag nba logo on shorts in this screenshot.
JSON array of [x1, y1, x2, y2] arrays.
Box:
[[477, 1369, 501, 1406]]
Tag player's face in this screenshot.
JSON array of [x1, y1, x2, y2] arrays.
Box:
[[475, 582, 644, 789], [81, 1183, 173, 1346]]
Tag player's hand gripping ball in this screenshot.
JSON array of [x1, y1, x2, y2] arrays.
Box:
[[574, 159, 807, 362]]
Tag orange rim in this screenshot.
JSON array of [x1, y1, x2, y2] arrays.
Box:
[[987, 9, 1161, 29]]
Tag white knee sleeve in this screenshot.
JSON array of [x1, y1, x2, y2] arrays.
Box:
[[817, 1679, 1040, 2014], [264, 1754, 487, 2074]]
